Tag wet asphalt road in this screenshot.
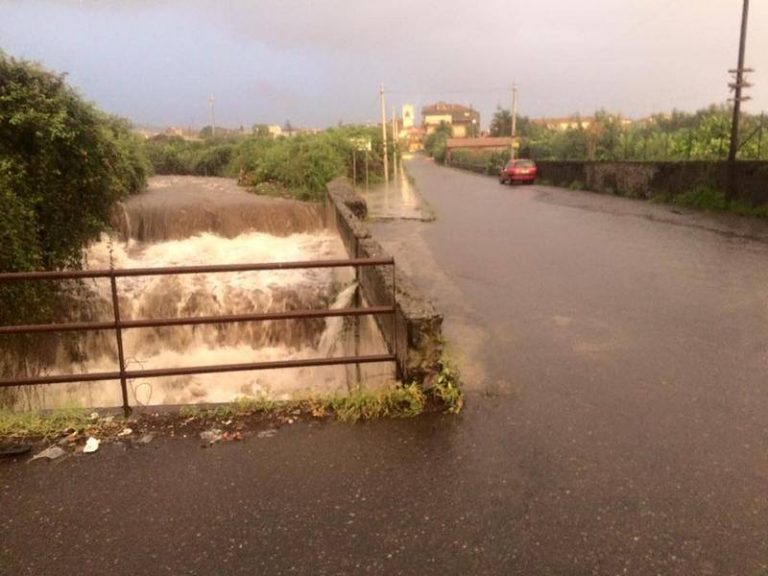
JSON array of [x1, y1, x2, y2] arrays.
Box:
[[3, 157, 768, 575]]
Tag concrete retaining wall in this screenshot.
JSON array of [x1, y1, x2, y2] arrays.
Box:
[[537, 161, 768, 205], [448, 158, 768, 206], [326, 178, 443, 386]]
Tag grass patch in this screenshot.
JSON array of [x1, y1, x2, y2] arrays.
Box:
[[655, 186, 768, 218], [433, 357, 464, 414], [0, 406, 92, 439], [325, 383, 426, 423], [1, 378, 463, 440]]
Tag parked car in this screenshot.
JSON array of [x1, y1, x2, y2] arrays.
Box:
[[499, 159, 537, 185]]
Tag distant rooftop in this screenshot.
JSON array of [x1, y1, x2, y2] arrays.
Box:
[[446, 137, 511, 149], [422, 102, 477, 115]]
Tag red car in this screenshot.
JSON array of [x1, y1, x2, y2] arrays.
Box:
[[499, 159, 537, 185]]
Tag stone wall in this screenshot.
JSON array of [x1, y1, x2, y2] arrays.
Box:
[[536, 161, 768, 205], [326, 178, 443, 386], [447, 158, 768, 206]]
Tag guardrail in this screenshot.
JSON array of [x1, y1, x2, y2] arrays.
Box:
[[0, 257, 397, 416]]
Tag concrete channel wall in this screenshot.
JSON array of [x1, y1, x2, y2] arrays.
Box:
[[325, 178, 443, 386]]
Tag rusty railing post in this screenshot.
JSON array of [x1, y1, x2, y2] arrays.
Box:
[[353, 238, 362, 386], [109, 274, 131, 417], [392, 260, 400, 381]]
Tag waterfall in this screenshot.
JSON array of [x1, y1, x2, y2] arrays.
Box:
[[318, 283, 359, 357], [5, 176, 397, 410], [113, 176, 325, 242]]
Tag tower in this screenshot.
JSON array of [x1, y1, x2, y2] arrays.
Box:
[[402, 104, 415, 129]]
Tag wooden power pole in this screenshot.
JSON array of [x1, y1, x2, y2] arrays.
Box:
[[511, 83, 518, 159], [392, 106, 398, 180], [726, 0, 752, 202], [380, 84, 389, 184], [208, 95, 216, 138]]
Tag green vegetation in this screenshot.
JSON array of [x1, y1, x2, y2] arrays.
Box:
[[0, 376, 464, 438], [0, 56, 148, 275], [447, 148, 509, 174], [489, 105, 767, 162], [423, 122, 452, 164], [0, 406, 91, 439], [433, 357, 464, 414], [144, 136, 236, 176], [325, 383, 427, 422], [654, 186, 768, 218], [0, 55, 150, 405], [144, 125, 395, 202]]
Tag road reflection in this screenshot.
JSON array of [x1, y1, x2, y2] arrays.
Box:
[[361, 157, 429, 220]]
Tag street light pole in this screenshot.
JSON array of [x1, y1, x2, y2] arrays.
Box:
[[726, 0, 751, 203]]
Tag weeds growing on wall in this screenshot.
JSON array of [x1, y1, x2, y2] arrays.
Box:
[[433, 356, 464, 414]]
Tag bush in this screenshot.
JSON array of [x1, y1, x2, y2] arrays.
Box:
[[424, 123, 452, 164], [0, 55, 149, 396], [144, 136, 235, 176], [147, 126, 392, 201]]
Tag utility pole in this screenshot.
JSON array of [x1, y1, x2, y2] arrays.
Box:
[[511, 83, 518, 159], [726, 0, 752, 202], [380, 84, 389, 184], [208, 95, 216, 138], [392, 106, 398, 181]]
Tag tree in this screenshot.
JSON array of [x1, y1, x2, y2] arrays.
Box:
[[0, 55, 149, 389], [490, 107, 512, 137], [424, 122, 452, 164]]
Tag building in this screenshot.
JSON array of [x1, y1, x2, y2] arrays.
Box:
[[533, 115, 633, 132], [402, 104, 415, 129], [422, 102, 481, 138], [532, 116, 594, 131], [444, 137, 512, 162]]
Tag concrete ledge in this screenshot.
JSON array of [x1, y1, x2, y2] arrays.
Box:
[[326, 177, 443, 386]]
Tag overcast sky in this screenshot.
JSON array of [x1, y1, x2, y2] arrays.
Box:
[[0, 0, 766, 130]]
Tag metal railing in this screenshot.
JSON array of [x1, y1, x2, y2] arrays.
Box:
[[0, 257, 397, 416]]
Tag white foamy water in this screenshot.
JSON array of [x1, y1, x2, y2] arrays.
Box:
[[23, 230, 379, 409]]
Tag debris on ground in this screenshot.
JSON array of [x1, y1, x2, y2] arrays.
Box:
[[137, 433, 154, 446], [83, 437, 100, 454], [57, 432, 79, 447], [30, 445, 67, 462], [257, 429, 277, 439], [200, 429, 223, 446], [221, 431, 243, 442], [118, 427, 133, 437]]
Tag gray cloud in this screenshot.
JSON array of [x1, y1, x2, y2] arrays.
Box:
[[0, 0, 765, 127]]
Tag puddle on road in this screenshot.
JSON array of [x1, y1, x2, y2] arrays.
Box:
[[358, 161, 431, 221]]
